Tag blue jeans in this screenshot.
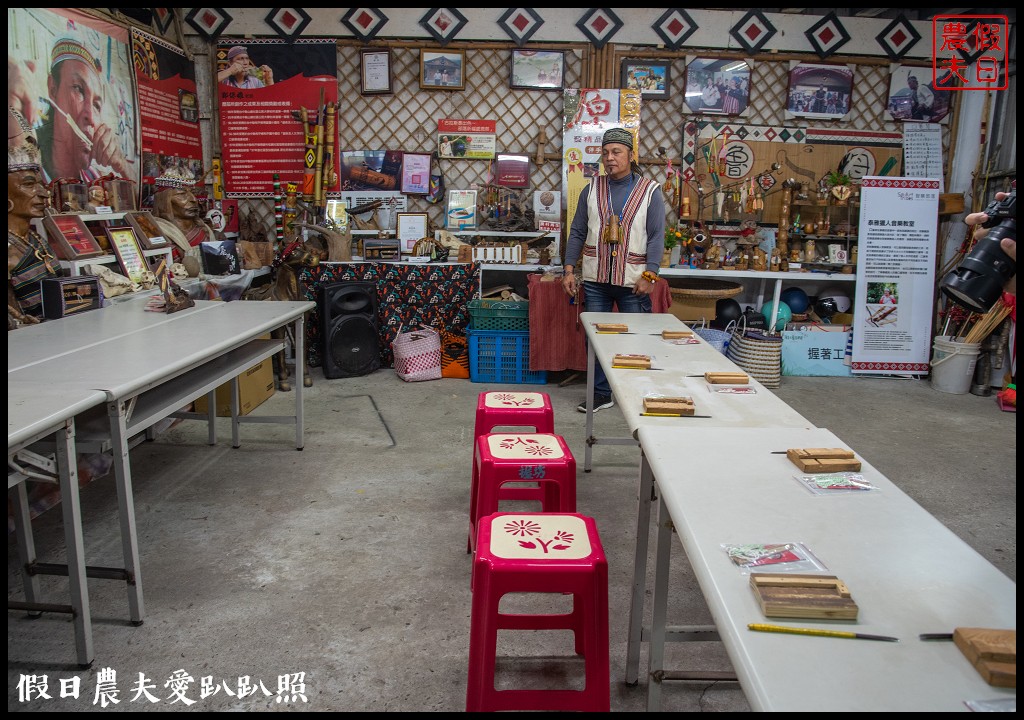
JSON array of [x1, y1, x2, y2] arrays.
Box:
[[582, 281, 652, 395]]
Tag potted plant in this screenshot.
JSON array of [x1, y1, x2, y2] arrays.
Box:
[[825, 170, 853, 205], [663, 225, 683, 266]]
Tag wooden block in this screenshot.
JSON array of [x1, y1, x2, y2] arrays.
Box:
[[662, 329, 694, 339], [705, 371, 748, 384], [954, 628, 1016, 687], [596, 322, 629, 333], [643, 397, 695, 416], [786, 448, 861, 473], [612, 353, 651, 369], [750, 573, 859, 620]]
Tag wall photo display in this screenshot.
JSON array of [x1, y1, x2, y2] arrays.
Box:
[[420, 49, 465, 90], [885, 65, 955, 123], [509, 49, 565, 91], [684, 57, 752, 115], [360, 49, 392, 95], [786, 62, 854, 120], [621, 59, 671, 100]]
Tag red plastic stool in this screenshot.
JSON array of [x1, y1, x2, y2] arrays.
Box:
[[467, 512, 610, 713], [469, 433, 576, 553], [473, 391, 555, 440]]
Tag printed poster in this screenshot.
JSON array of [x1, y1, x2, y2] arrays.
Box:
[[851, 177, 940, 375], [437, 119, 496, 160]]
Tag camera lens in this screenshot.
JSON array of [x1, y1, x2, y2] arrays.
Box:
[[940, 219, 1016, 313]]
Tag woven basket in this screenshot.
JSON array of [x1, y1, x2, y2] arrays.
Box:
[[668, 278, 743, 301]]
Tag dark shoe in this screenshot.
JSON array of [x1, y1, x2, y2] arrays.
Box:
[[576, 393, 614, 413]]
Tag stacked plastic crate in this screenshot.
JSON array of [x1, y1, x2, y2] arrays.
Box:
[[466, 299, 547, 384]]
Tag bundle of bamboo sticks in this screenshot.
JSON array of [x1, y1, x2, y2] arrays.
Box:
[[960, 297, 1011, 344]]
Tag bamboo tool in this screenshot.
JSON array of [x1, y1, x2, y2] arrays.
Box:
[[953, 627, 1016, 687], [313, 88, 326, 207], [750, 574, 859, 620], [596, 323, 629, 333], [612, 354, 651, 369], [700, 371, 748, 384], [748, 623, 897, 642], [643, 396, 695, 416], [963, 298, 1011, 344], [322, 102, 336, 198], [658, 329, 694, 339], [535, 128, 547, 166], [786, 448, 861, 473]]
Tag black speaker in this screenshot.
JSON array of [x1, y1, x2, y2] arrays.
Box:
[[319, 281, 381, 379]]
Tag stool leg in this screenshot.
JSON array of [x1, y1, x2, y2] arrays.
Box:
[[466, 566, 501, 712]]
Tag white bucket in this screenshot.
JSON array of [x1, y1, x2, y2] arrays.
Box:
[[930, 335, 981, 394]]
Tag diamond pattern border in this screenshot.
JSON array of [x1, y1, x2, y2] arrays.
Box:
[[264, 8, 311, 41], [184, 7, 233, 41], [497, 8, 544, 47], [875, 15, 921, 61], [730, 11, 776, 55], [341, 8, 389, 43], [576, 8, 623, 50], [805, 12, 851, 59], [153, 8, 174, 35], [420, 8, 468, 46], [652, 9, 697, 51]]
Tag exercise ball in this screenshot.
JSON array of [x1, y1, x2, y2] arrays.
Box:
[[760, 301, 792, 331], [779, 286, 810, 314], [710, 298, 742, 329]]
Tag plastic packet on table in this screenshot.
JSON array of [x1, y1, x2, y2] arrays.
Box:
[[706, 384, 756, 394], [721, 542, 828, 574], [794, 472, 877, 495]]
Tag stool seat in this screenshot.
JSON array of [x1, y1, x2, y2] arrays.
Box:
[[469, 433, 576, 553], [474, 391, 555, 438], [467, 512, 610, 712]]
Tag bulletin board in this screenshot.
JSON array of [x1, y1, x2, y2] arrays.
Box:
[[679, 122, 904, 225]]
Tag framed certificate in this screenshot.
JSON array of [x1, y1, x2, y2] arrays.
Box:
[[396, 212, 429, 253], [400, 153, 432, 194], [105, 226, 148, 285], [360, 49, 392, 95], [43, 211, 104, 260]]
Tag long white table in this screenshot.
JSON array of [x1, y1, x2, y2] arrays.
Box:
[[8, 297, 313, 657], [637, 425, 1016, 711], [8, 381, 108, 667]]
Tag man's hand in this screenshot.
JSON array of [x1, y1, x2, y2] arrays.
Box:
[[90, 124, 131, 178], [561, 270, 578, 298], [259, 65, 274, 86]]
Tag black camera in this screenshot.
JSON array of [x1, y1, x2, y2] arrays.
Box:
[[940, 191, 1016, 313]]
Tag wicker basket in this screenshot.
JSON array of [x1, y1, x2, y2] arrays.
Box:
[[668, 279, 742, 322]]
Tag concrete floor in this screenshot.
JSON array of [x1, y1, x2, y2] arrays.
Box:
[[7, 369, 1016, 712]]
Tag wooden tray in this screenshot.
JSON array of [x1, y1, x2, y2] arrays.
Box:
[[643, 397, 695, 416], [596, 322, 629, 333], [612, 353, 650, 369], [787, 448, 861, 473], [705, 371, 748, 384], [954, 627, 1016, 687], [750, 573, 859, 620]]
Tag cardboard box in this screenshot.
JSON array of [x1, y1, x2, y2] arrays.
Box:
[[194, 357, 276, 416], [781, 329, 852, 377]]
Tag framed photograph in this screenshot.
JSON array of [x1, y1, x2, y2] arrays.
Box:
[[396, 212, 429, 253], [885, 66, 954, 123], [786, 62, 854, 120], [621, 59, 671, 100], [124, 211, 169, 250], [684, 57, 752, 115], [420, 49, 465, 91], [360, 48, 392, 95], [105, 226, 149, 285], [42, 211, 104, 261], [446, 190, 477, 231], [401, 153, 432, 194], [509, 49, 565, 91]]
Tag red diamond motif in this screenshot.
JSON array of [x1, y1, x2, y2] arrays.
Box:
[[513, 13, 530, 32], [281, 11, 298, 30], [744, 25, 762, 41], [356, 11, 373, 29], [818, 27, 835, 43], [668, 19, 683, 35], [592, 17, 609, 33], [435, 16, 451, 31], [891, 29, 907, 46], [201, 10, 218, 27]]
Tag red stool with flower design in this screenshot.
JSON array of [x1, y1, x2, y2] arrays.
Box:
[[473, 391, 555, 439], [469, 433, 576, 553], [466, 512, 610, 712]]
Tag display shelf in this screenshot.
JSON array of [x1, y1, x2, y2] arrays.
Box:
[[59, 247, 174, 278]]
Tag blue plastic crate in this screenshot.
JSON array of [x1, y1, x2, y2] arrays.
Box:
[[467, 329, 547, 385]]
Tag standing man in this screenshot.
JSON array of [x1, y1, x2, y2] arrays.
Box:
[[907, 75, 934, 121], [562, 127, 664, 412], [32, 38, 132, 182], [218, 46, 274, 89]]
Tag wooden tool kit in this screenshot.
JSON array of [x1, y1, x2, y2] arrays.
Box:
[[705, 371, 748, 384], [786, 448, 862, 473], [954, 627, 1016, 687], [596, 323, 629, 333], [642, 396, 695, 416], [661, 329, 694, 339], [612, 353, 651, 369], [750, 573, 859, 620]]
